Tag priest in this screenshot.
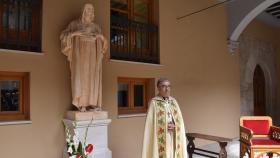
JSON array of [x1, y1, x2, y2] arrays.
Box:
[[142, 78, 188, 158]]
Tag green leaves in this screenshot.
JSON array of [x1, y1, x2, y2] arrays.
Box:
[[77, 141, 83, 154]]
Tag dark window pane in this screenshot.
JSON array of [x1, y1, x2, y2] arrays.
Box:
[[135, 31, 148, 49], [134, 0, 148, 17], [135, 31, 141, 48], [0, 0, 42, 52], [142, 32, 148, 48], [19, 1, 31, 31], [2, 2, 8, 28], [134, 84, 143, 107], [118, 83, 128, 107], [134, 15, 148, 23], [111, 10, 128, 20], [111, 28, 128, 46], [0, 80, 19, 112], [110, 0, 159, 64], [111, 0, 128, 11]]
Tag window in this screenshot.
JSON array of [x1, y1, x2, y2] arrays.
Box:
[[118, 77, 154, 115], [110, 0, 159, 64], [0, 0, 42, 52], [0, 71, 30, 121]]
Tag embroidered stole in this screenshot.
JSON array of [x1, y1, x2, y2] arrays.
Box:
[[156, 100, 182, 158]]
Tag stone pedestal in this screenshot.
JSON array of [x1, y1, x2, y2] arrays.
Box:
[[63, 111, 112, 158], [66, 111, 108, 121]]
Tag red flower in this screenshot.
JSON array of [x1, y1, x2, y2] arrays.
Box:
[[76, 153, 82, 158], [85, 144, 94, 153]]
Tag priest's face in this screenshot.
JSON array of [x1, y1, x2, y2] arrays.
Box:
[[158, 80, 171, 97]]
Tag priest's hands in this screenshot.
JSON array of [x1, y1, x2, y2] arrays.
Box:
[[167, 122, 175, 132]]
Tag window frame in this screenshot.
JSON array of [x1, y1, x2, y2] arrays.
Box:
[[118, 77, 154, 115], [0, 71, 30, 121]]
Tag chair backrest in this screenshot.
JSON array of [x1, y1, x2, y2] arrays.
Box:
[[240, 116, 272, 136]]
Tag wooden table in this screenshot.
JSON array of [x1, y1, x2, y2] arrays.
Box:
[[186, 133, 232, 158]]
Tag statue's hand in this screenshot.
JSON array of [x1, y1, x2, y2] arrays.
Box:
[[84, 35, 97, 41], [74, 31, 97, 41], [95, 34, 103, 39], [71, 31, 83, 37], [96, 34, 108, 53]]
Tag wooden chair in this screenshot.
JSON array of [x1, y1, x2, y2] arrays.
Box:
[[240, 116, 280, 158]]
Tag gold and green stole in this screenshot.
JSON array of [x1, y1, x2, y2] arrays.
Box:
[[156, 99, 182, 158]]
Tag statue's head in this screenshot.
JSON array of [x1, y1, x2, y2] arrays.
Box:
[[81, 3, 94, 24]]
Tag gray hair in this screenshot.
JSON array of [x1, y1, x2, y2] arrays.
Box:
[[157, 78, 170, 87]]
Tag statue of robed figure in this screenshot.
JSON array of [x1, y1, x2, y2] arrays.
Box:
[[60, 3, 108, 112]]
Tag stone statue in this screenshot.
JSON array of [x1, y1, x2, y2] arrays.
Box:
[[60, 3, 108, 112]]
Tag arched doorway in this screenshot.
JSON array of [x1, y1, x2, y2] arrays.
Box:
[[253, 65, 266, 116]]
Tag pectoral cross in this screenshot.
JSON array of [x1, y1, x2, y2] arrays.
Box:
[[167, 112, 171, 117]]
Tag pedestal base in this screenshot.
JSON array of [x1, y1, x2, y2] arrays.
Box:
[[66, 110, 108, 120], [63, 112, 111, 158]]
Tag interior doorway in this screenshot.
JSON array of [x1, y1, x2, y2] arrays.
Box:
[[253, 65, 266, 116]]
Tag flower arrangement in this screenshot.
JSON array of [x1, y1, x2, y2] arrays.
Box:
[[64, 122, 94, 158]]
